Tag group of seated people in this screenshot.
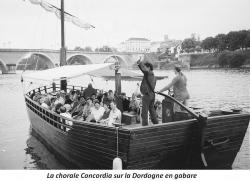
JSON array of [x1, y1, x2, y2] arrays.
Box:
[[30, 83, 162, 126]]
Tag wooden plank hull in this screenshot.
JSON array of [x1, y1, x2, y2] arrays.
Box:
[[25, 96, 250, 169]]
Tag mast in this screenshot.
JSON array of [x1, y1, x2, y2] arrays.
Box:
[[59, 0, 67, 92], [60, 0, 67, 66]]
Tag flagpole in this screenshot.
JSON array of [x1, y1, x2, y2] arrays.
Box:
[[60, 0, 66, 66]]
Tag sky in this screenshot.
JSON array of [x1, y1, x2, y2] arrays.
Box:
[[0, 0, 250, 49]]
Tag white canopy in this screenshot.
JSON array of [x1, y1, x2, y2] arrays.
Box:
[[22, 63, 143, 82]]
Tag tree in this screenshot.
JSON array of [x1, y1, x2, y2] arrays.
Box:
[[215, 34, 227, 52], [181, 38, 196, 52], [226, 31, 247, 51], [84, 46, 93, 52], [201, 37, 217, 51], [245, 34, 250, 49], [74, 46, 84, 51]]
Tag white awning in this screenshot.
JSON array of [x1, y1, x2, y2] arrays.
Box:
[[22, 63, 114, 82], [22, 63, 145, 82]]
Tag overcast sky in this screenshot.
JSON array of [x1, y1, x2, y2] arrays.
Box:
[[0, 0, 250, 49]]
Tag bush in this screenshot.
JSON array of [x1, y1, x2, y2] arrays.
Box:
[[218, 51, 246, 68], [218, 52, 230, 67], [229, 53, 246, 67]]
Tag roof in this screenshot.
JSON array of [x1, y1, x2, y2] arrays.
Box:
[[127, 37, 150, 41]]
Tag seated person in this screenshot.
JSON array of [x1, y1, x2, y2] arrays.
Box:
[[99, 103, 110, 124], [102, 101, 121, 126], [91, 93, 97, 101], [120, 92, 130, 112], [71, 97, 86, 117], [83, 83, 97, 99], [65, 94, 73, 105], [102, 92, 109, 105], [96, 90, 103, 103], [53, 103, 63, 114], [154, 100, 162, 119], [86, 100, 105, 122], [129, 93, 140, 114], [107, 90, 114, 102], [54, 91, 65, 105], [82, 97, 94, 120], [60, 106, 72, 119], [33, 92, 42, 103], [41, 97, 51, 109], [50, 97, 56, 110]]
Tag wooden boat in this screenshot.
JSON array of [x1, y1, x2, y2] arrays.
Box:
[[23, 70, 250, 169], [23, 0, 250, 169]]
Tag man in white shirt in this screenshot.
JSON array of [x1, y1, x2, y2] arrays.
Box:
[[107, 101, 121, 126], [86, 100, 105, 122], [60, 106, 72, 119]]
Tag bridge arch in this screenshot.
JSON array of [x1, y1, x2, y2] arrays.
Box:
[[104, 55, 128, 68], [16, 53, 54, 71], [0, 58, 8, 74], [67, 54, 92, 65]]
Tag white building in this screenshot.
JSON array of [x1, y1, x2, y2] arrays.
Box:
[[118, 38, 151, 52]]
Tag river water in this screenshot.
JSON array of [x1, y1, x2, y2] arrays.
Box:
[[0, 69, 249, 169]]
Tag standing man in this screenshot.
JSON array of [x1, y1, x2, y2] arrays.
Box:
[[137, 56, 158, 126]]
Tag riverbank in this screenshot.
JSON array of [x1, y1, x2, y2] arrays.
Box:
[[189, 49, 250, 69]]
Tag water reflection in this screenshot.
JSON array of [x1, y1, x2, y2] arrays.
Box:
[[24, 129, 65, 169]]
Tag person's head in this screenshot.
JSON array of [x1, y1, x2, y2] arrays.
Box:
[[55, 103, 63, 113], [110, 100, 117, 110], [108, 90, 113, 96], [65, 94, 70, 100], [79, 96, 85, 102], [86, 97, 93, 105], [56, 92, 60, 98], [50, 97, 56, 104], [121, 92, 126, 99], [155, 100, 162, 108], [144, 62, 153, 71], [174, 65, 181, 75], [91, 93, 96, 100], [44, 97, 51, 106], [103, 92, 108, 97], [60, 106, 66, 113], [94, 100, 100, 109], [88, 83, 93, 88]]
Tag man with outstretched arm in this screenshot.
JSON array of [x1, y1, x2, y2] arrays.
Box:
[[137, 56, 158, 126]]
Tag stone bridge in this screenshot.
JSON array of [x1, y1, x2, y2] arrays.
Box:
[[0, 48, 143, 73]]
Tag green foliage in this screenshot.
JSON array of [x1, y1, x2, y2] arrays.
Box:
[[95, 46, 117, 52], [181, 38, 200, 52], [201, 30, 250, 52], [74, 46, 93, 52], [218, 51, 246, 68], [218, 52, 230, 67], [228, 53, 246, 67], [201, 37, 217, 51]]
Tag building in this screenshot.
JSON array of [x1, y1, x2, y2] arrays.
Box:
[[118, 38, 151, 52], [150, 35, 182, 56]]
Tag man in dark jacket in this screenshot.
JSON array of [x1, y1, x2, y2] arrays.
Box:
[[83, 83, 97, 99], [137, 57, 158, 126]]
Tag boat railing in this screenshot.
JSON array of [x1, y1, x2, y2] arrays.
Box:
[[25, 95, 75, 133], [25, 84, 89, 134], [26, 84, 87, 96]]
